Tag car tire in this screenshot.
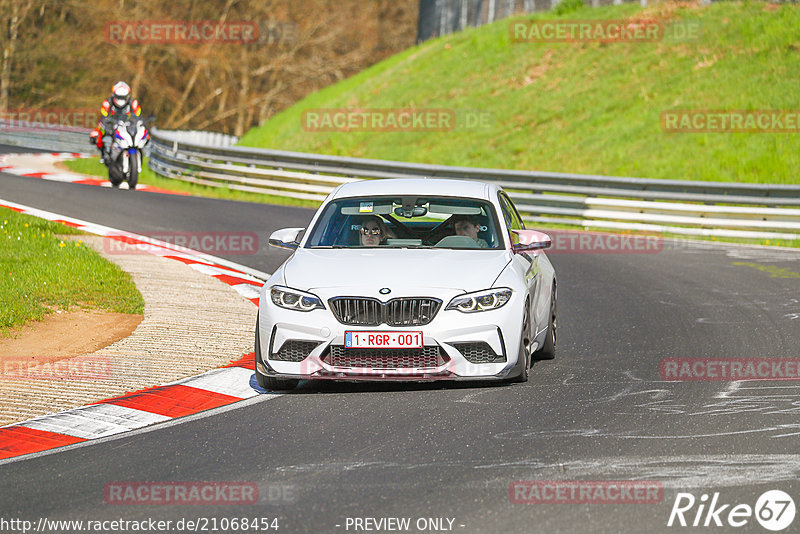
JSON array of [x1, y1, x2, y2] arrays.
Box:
[[254, 316, 299, 391], [511, 300, 531, 383], [534, 283, 556, 360]]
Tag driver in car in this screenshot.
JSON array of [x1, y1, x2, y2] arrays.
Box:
[[450, 214, 489, 248], [359, 215, 388, 246]]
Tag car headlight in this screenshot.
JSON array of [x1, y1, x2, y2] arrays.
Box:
[[446, 288, 512, 313], [270, 285, 324, 312]]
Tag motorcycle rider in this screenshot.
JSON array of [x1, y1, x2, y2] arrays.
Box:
[[89, 81, 142, 163]]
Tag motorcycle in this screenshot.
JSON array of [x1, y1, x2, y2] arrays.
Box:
[[103, 117, 149, 190]]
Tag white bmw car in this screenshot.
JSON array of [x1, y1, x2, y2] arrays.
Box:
[[255, 178, 557, 390]]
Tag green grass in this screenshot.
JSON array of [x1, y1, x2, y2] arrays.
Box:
[[0, 207, 144, 336], [239, 1, 800, 184], [63, 157, 320, 208]]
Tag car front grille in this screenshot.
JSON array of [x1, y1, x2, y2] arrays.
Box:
[[451, 342, 505, 364], [272, 340, 321, 362], [328, 297, 381, 326], [386, 298, 440, 326], [325, 345, 445, 369], [329, 297, 441, 326]]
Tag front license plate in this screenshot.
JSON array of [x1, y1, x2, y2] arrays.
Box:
[[344, 331, 423, 349]]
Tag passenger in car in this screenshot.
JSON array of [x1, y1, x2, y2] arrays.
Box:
[[450, 214, 489, 248], [359, 215, 389, 247]]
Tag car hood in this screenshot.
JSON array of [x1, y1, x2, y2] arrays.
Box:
[[283, 248, 512, 293]]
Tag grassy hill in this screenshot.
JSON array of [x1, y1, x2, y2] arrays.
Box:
[[239, 1, 800, 184]]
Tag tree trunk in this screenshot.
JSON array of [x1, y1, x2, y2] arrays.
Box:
[[1, 0, 34, 112], [234, 47, 249, 137]]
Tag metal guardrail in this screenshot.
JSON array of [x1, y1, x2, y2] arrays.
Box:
[[153, 129, 239, 148], [148, 128, 800, 240], [0, 120, 92, 154], [6, 119, 794, 240]]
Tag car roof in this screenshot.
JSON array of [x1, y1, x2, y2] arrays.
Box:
[[330, 178, 497, 201]]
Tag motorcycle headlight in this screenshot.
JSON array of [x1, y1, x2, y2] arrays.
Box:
[[270, 285, 324, 312], [446, 288, 512, 313]]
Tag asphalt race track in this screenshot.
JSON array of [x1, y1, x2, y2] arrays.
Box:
[[2, 145, 800, 533]]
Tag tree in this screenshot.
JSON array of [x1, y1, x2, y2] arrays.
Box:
[[1, 0, 36, 112]]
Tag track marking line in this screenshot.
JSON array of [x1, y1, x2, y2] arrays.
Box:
[[0, 152, 187, 195], [0, 393, 280, 466], [100, 384, 244, 419], [13, 404, 170, 440], [0, 426, 86, 460], [169, 367, 262, 399]]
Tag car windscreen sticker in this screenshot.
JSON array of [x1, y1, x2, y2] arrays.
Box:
[[359, 202, 374, 213]]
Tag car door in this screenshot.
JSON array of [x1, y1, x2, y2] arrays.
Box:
[[498, 192, 542, 328]]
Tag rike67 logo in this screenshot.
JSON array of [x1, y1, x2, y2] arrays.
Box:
[[667, 490, 796, 531]]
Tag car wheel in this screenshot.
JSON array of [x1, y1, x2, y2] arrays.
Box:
[[512, 300, 532, 383], [254, 316, 299, 391], [534, 283, 556, 360]]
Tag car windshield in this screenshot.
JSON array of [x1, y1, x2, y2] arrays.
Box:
[[305, 196, 503, 249]]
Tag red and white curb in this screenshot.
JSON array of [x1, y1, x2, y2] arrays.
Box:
[[0, 152, 186, 195], [0, 199, 273, 462]]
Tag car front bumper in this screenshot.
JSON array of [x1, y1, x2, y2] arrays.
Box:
[[256, 289, 525, 382]]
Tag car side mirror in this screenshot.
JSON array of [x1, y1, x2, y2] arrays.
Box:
[[268, 227, 305, 250], [511, 230, 551, 253]]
